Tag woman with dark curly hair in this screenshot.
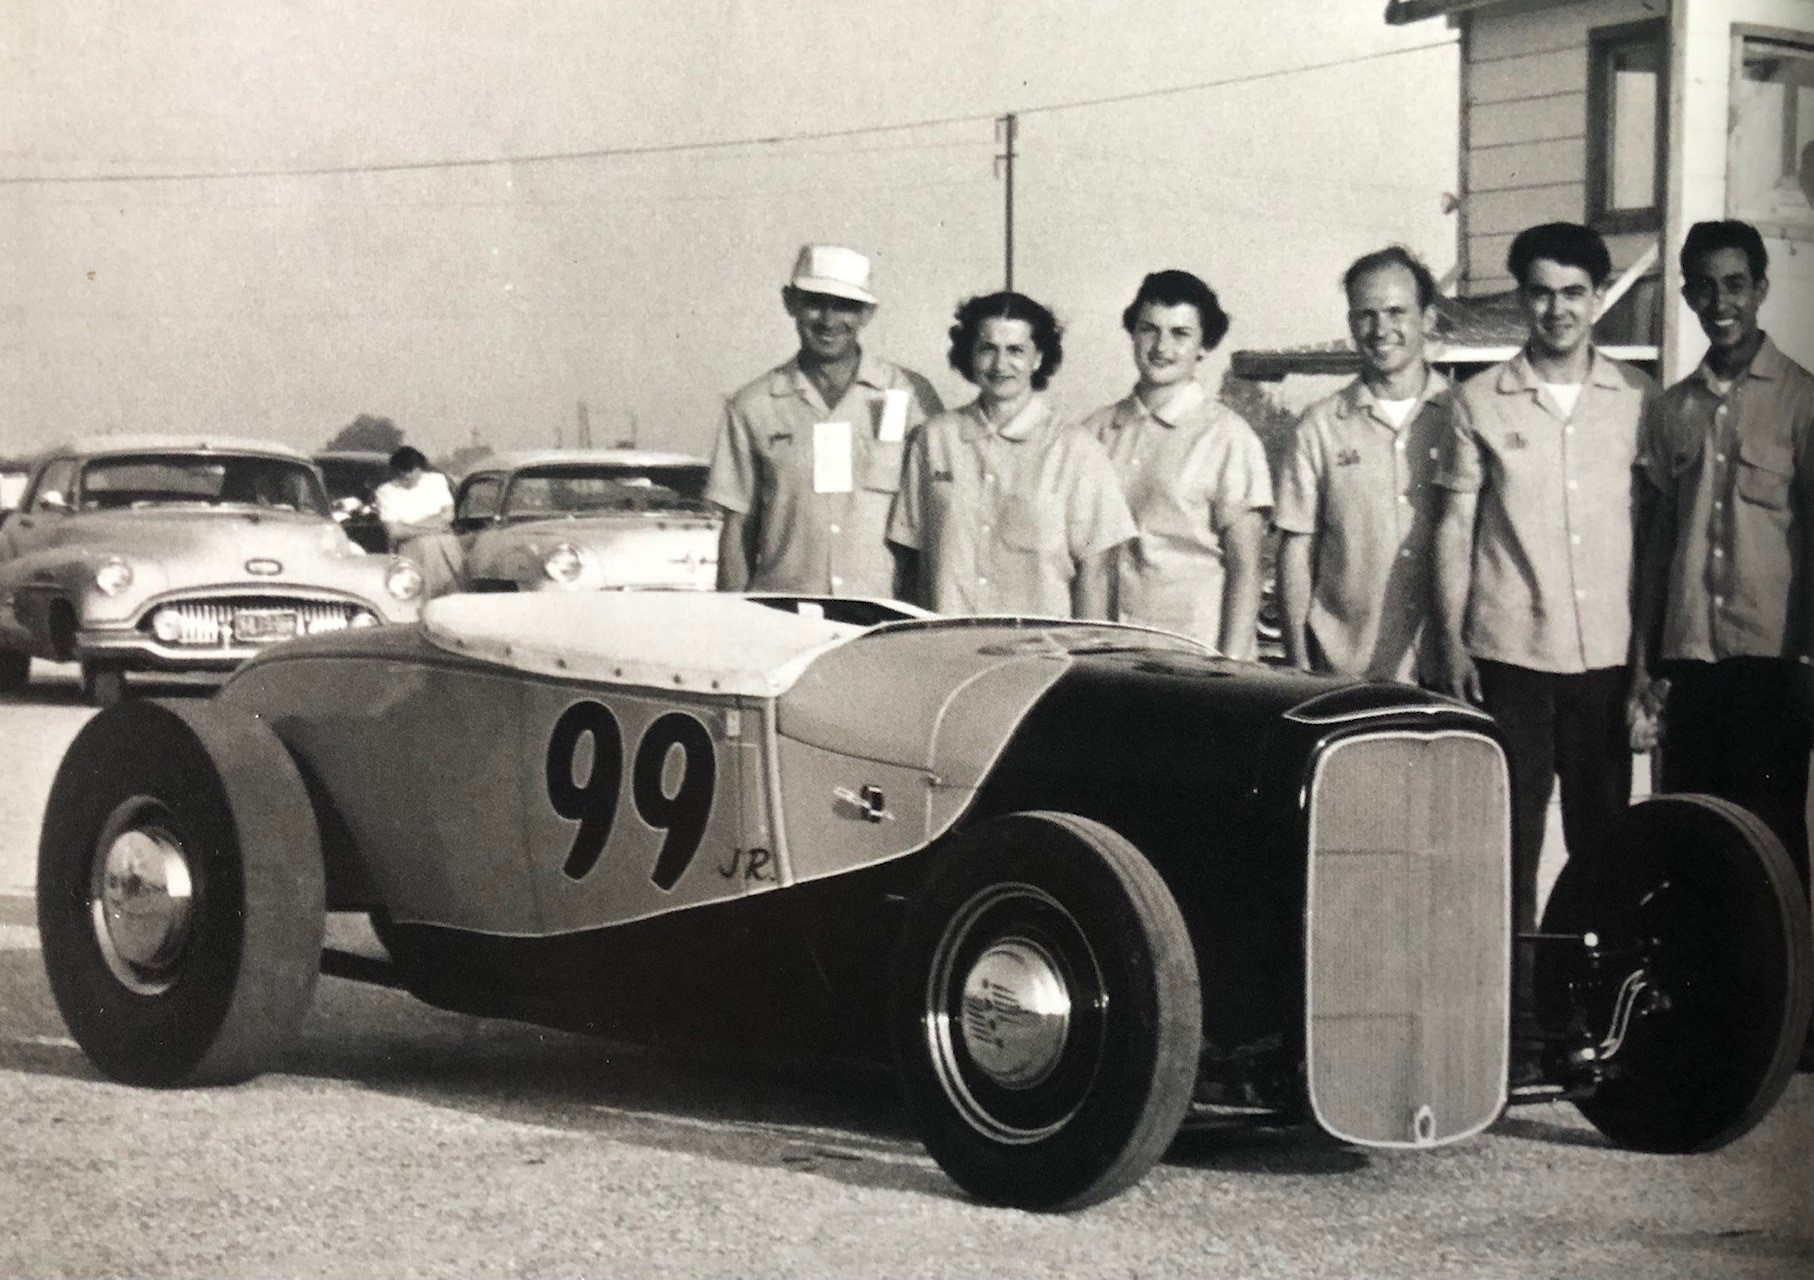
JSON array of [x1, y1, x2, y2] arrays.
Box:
[[887, 291, 1133, 618]]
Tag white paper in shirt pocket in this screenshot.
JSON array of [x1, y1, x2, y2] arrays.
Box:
[[814, 421, 854, 493], [877, 388, 910, 442]]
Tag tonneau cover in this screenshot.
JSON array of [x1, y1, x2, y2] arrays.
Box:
[[420, 592, 866, 696]]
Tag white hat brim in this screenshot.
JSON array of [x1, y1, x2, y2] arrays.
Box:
[[787, 276, 877, 306]]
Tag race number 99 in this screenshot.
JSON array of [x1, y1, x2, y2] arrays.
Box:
[[545, 701, 716, 889]]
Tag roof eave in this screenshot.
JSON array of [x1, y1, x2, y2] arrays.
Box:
[[1384, 0, 1512, 26]]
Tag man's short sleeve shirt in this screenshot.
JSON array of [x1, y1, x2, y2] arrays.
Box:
[[1274, 372, 1451, 680], [1434, 349, 1656, 672], [1643, 336, 1814, 662], [889, 394, 1136, 617], [705, 350, 942, 596], [1081, 383, 1273, 651]]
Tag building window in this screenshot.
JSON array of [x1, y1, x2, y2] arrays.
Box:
[[1730, 33, 1814, 242], [1587, 20, 1666, 233]]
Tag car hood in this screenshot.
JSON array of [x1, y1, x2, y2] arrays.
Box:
[[51, 508, 358, 563]]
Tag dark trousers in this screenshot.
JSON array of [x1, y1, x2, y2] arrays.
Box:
[[1477, 661, 1633, 943], [1661, 658, 1813, 890]]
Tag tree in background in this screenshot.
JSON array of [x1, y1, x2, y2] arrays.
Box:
[[322, 414, 403, 454]]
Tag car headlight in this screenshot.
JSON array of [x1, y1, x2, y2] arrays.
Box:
[[385, 559, 424, 602], [543, 542, 586, 585], [150, 608, 185, 644], [94, 558, 134, 597]]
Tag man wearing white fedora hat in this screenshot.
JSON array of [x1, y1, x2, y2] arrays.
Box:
[[707, 244, 943, 599]]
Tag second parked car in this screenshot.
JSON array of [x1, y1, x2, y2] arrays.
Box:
[[453, 450, 718, 593]]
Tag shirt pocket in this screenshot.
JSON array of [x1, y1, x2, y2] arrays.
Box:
[[996, 492, 1064, 553], [860, 439, 905, 494], [1735, 436, 1795, 510]]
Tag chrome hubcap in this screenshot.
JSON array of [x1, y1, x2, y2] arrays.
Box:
[[959, 938, 1072, 1089], [90, 804, 195, 995], [926, 883, 1100, 1144]]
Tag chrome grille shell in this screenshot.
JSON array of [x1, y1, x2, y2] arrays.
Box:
[[136, 595, 372, 648], [1304, 729, 1511, 1148]]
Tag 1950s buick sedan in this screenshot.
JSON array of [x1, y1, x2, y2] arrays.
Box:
[[0, 436, 426, 703], [35, 592, 1813, 1209]]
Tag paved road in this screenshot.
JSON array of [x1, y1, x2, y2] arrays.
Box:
[[0, 664, 1809, 1278]]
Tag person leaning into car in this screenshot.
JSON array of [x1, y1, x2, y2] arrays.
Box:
[[1431, 221, 1661, 985], [888, 290, 1134, 620], [373, 445, 461, 597], [1081, 270, 1271, 657], [1276, 246, 1451, 682], [706, 244, 942, 600], [1628, 220, 1814, 892]]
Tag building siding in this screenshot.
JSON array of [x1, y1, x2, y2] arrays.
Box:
[[1460, 0, 1665, 294]]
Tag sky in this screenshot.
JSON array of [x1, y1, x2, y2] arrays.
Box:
[[0, 1, 1460, 462]]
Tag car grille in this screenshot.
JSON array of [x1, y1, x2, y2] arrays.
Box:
[[1304, 730, 1510, 1147], [141, 596, 369, 648]]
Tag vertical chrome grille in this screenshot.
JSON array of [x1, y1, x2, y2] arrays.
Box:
[[139, 596, 367, 648], [1305, 730, 1510, 1147]]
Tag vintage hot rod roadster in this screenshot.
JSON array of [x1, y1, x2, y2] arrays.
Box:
[[35, 592, 1813, 1209]]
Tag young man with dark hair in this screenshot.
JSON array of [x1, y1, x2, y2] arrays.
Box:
[[1630, 219, 1813, 892], [1081, 270, 1271, 655], [1432, 222, 1661, 1023], [1277, 246, 1449, 680], [706, 244, 942, 599]]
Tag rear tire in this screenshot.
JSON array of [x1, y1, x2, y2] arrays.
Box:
[[889, 812, 1201, 1210], [1538, 794, 1812, 1152], [37, 699, 326, 1085]]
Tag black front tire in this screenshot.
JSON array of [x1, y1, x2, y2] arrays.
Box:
[[1538, 794, 1812, 1152], [0, 649, 27, 693], [889, 812, 1201, 1211], [37, 699, 326, 1086]]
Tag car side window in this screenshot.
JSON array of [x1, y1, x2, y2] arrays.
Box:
[[458, 475, 504, 522], [29, 459, 77, 513]]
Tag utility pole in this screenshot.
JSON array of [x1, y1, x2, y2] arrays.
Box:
[[576, 400, 592, 449], [995, 113, 1017, 292]]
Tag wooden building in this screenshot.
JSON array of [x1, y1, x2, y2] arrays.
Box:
[[1235, 1, 1812, 384]]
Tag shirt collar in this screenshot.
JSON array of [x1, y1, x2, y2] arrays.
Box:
[[768, 348, 886, 400], [1124, 379, 1205, 429], [1338, 367, 1447, 424], [1497, 347, 1623, 397], [961, 393, 1051, 443], [1691, 333, 1785, 390]]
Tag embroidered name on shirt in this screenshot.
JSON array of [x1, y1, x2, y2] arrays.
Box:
[[768, 432, 794, 445], [1335, 448, 1363, 467], [932, 470, 955, 482], [1505, 432, 1529, 450]]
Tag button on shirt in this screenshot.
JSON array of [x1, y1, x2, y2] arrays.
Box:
[[1081, 382, 1272, 651], [888, 394, 1136, 617], [705, 350, 942, 596], [1641, 336, 1813, 662], [1435, 349, 1659, 672], [1275, 372, 1451, 680]]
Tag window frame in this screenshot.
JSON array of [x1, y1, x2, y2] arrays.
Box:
[[1728, 24, 1814, 245], [1585, 17, 1668, 235]]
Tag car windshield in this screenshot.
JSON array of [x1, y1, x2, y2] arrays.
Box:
[[78, 454, 331, 516], [501, 464, 709, 519], [317, 458, 389, 503]]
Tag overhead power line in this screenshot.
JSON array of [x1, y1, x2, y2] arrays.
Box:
[[0, 39, 1454, 187]]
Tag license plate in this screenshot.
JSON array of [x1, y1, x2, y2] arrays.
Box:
[[232, 610, 298, 643]]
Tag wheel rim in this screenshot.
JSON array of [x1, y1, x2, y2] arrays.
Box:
[[924, 883, 1107, 1144], [88, 799, 197, 996]]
